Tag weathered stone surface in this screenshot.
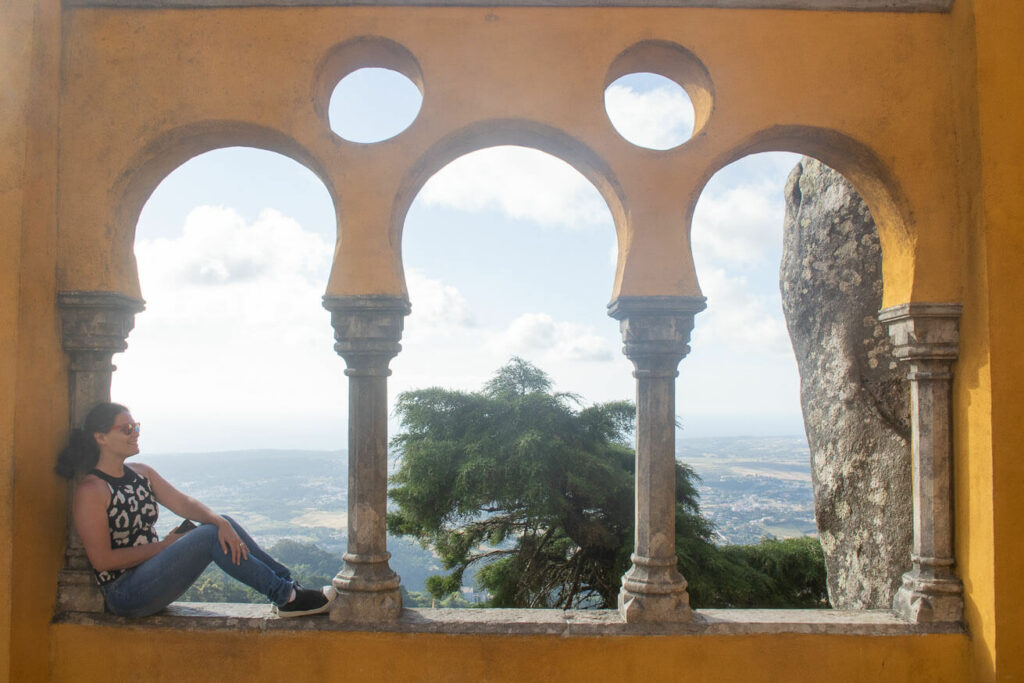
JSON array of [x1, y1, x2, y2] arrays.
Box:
[[57, 603, 962, 636], [780, 158, 912, 609], [879, 303, 963, 623], [324, 295, 411, 622], [67, 0, 955, 13], [609, 296, 706, 623]]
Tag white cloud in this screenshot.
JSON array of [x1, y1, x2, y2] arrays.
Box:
[[604, 83, 695, 150], [112, 206, 345, 451], [691, 181, 786, 266], [144, 205, 330, 288], [417, 147, 612, 229], [404, 269, 475, 339], [691, 267, 791, 356], [684, 155, 801, 358], [131, 206, 333, 337], [494, 313, 613, 362]]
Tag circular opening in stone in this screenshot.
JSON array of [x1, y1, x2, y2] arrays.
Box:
[[328, 67, 423, 143], [604, 72, 695, 151]]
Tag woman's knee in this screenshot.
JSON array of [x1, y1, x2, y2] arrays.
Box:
[[221, 515, 256, 542], [191, 523, 220, 547]]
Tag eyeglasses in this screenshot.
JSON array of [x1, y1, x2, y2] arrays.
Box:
[[112, 422, 141, 436]]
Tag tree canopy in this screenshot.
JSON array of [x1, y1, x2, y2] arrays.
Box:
[[388, 358, 828, 609], [389, 357, 718, 608]]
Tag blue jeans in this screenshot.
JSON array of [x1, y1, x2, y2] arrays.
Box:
[[100, 516, 295, 617]]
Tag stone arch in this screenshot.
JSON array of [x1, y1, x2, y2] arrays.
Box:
[[109, 121, 337, 298], [387, 119, 628, 298], [688, 125, 913, 306]]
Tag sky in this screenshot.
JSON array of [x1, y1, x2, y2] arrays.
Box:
[[111, 70, 805, 453]]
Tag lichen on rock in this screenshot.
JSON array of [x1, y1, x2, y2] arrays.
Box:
[[780, 157, 912, 609]]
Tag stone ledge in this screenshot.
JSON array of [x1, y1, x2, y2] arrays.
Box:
[[62, 0, 953, 11], [55, 604, 964, 636]]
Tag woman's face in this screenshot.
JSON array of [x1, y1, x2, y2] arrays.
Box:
[[95, 411, 141, 459]]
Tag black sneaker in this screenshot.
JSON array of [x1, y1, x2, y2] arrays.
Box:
[[276, 588, 330, 618]]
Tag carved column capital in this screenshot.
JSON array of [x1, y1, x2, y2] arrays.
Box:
[[323, 294, 410, 622], [879, 302, 963, 624], [324, 295, 411, 373], [59, 291, 146, 374], [878, 302, 962, 365], [609, 296, 706, 376], [609, 296, 705, 623]]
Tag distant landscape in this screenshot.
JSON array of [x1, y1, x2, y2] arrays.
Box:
[[143, 435, 816, 598], [678, 436, 817, 545], [143, 450, 441, 595]]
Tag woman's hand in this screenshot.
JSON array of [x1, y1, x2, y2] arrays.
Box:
[[216, 519, 249, 565], [132, 463, 250, 564]]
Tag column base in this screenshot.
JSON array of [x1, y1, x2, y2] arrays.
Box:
[[329, 553, 403, 622], [329, 587, 402, 622], [618, 589, 692, 623], [617, 557, 692, 623], [892, 571, 963, 623], [56, 568, 105, 613]]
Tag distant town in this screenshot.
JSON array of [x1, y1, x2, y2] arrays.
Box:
[[677, 436, 816, 545]]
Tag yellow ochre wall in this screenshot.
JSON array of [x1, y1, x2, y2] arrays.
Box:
[[969, 0, 1024, 680], [56, 7, 963, 305], [1, 0, 1021, 679], [2, 0, 69, 681], [50, 627, 968, 682]]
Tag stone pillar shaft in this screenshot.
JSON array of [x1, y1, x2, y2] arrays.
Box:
[[609, 296, 705, 623], [324, 295, 410, 622], [909, 363, 954, 563], [57, 291, 145, 613], [879, 302, 963, 624], [346, 369, 390, 559], [633, 356, 682, 564]]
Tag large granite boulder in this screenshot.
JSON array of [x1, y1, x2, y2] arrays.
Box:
[[780, 157, 912, 609]]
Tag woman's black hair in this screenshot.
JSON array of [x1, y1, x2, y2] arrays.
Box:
[[55, 402, 129, 479]]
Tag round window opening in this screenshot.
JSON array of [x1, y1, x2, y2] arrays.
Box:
[[604, 72, 695, 151], [328, 67, 423, 143]]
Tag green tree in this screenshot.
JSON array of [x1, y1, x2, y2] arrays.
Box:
[[387, 357, 713, 609], [712, 536, 828, 608]]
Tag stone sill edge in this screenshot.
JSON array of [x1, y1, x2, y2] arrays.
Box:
[[63, 0, 953, 11], [55, 605, 965, 636]]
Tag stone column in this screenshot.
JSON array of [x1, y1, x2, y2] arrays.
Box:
[[324, 295, 410, 622], [878, 302, 963, 623], [609, 295, 706, 623], [56, 291, 145, 613]]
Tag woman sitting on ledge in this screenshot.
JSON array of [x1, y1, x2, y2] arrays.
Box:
[[56, 401, 333, 618]]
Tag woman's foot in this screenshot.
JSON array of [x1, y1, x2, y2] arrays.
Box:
[[276, 588, 331, 618]]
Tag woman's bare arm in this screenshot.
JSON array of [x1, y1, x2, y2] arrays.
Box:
[[130, 463, 248, 564]]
